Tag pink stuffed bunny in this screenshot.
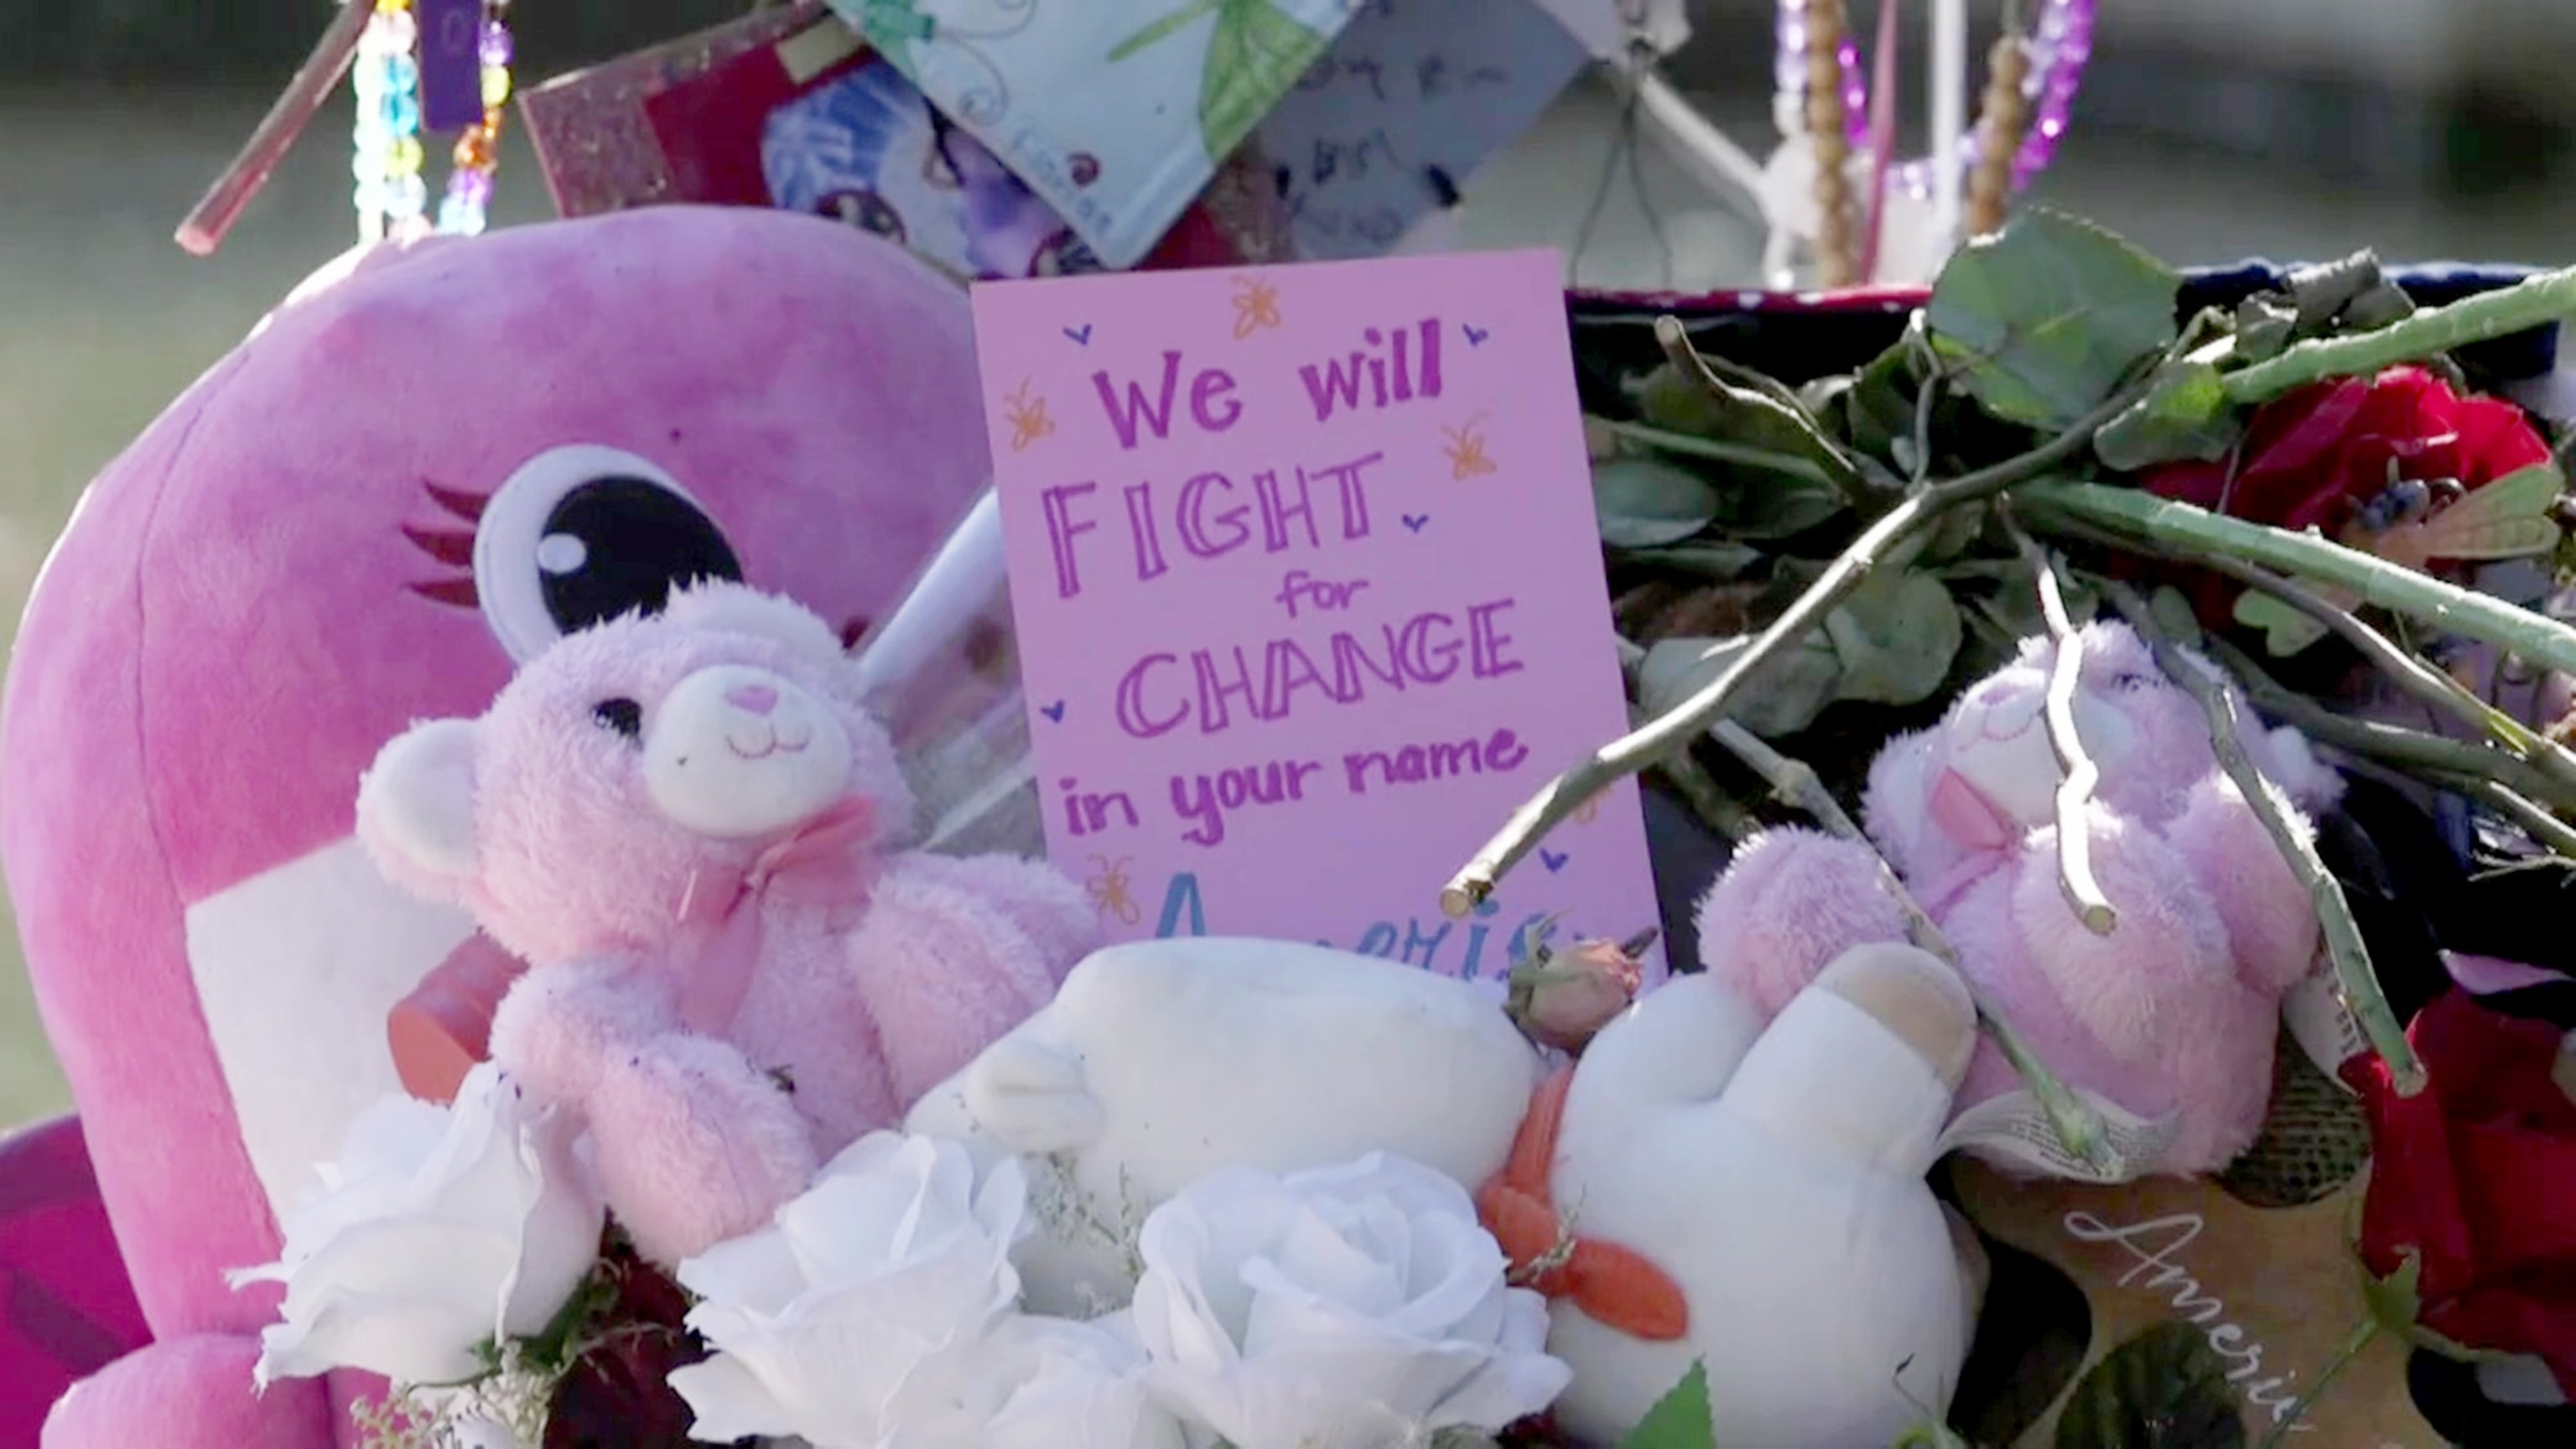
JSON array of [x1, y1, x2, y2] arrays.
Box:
[[1695, 620, 2342, 1176], [355, 581, 1097, 1262]]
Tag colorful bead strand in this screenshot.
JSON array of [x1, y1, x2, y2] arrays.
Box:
[[351, 0, 512, 244], [436, 5, 514, 237], [351, 0, 427, 243]]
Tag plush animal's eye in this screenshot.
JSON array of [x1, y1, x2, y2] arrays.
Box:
[[592, 698, 644, 740], [2111, 671, 2153, 692], [470, 444, 745, 664]]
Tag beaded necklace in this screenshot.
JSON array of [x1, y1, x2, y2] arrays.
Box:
[[352, 0, 516, 243]]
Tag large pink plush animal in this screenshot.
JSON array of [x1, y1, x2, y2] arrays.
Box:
[[356, 582, 1094, 1264], [3, 208, 995, 1446], [1694, 621, 2341, 1176]]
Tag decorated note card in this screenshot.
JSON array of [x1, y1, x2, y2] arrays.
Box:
[[974, 249, 1664, 982], [1252, 0, 1590, 260], [838, 0, 1359, 268]]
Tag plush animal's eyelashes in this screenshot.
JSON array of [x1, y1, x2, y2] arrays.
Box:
[[2108, 670, 2154, 692], [416, 444, 748, 664], [591, 698, 645, 740]]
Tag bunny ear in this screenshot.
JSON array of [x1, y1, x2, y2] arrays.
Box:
[[355, 719, 483, 902]]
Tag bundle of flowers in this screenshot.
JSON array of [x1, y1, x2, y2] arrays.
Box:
[[228, 207, 2576, 1449]]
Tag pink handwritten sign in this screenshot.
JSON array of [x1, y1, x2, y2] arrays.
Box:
[[972, 249, 1663, 984]]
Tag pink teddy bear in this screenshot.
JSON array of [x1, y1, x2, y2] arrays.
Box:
[[355, 581, 1098, 1262], [1695, 620, 2342, 1176]]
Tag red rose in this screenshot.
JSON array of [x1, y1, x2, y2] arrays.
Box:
[[2344, 990, 2576, 1395], [2141, 366, 2553, 624]]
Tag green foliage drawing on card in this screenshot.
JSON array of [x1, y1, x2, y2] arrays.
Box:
[[2054, 1322, 2246, 1449], [1928, 209, 2182, 431], [1616, 1360, 1717, 1449], [1108, 0, 1329, 160]]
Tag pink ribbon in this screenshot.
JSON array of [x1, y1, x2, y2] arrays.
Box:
[[670, 797, 879, 1033]]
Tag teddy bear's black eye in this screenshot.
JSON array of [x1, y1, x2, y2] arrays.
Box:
[[592, 698, 644, 740], [2111, 672, 2152, 692]]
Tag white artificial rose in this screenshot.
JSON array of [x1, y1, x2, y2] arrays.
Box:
[[230, 1062, 605, 1388], [1130, 1152, 1571, 1449], [666, 1132, 1030, 1448], [981, 1312, 1190, 1449]]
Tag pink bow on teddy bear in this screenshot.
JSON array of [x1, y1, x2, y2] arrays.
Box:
[[356, 582, 1099, 1263], [1695, 620, 2344, 1178]]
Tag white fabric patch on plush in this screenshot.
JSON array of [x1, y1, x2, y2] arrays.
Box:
[[186, 834, 480, 1219]]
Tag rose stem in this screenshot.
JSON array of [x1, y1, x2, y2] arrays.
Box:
[[1441, 380, 2153, 920], [2213, 653, 2576, 823], [2100, 578, 2427, 1094], [2220, 263, 2576, 404], [1607, 657, 1764, 841], [2035, 510, 2576, 798], [1654, 316, 1891, 508], [2000, 506, 2119, 932], [1597, 417, 1847, 493], [2017, 482, 2576, 682], [2191, 633, 2576, 848], [1709, 718, 2108, 1165], [2258, 1315, 2380, 1449]]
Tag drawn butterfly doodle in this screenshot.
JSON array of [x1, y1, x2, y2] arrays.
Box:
[[2235, 462, 2567, 657]]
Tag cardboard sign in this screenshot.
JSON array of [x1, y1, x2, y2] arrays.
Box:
[[1951, 1159, 2446, 1447], [1254, 0, 1590, 260], [973, 249, 1663, 981]]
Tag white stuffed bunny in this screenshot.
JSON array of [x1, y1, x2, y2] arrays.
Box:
[[907, 937, 1986, 1447]]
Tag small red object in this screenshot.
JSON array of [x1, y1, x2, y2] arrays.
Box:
[[387, 933, 529, 1104]]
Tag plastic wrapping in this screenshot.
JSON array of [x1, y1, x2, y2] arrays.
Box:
[[848, 489, 1045, 857]]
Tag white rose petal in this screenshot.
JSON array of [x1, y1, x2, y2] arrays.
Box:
[[1131, 1153, 1571, 1449], [228, 1064, 604, 1388], [667, 1132, 1031, 1449], [982, 1313, 1189, 1449]]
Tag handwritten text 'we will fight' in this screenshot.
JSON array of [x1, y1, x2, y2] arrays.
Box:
[[1032, 316, 1532, 848]]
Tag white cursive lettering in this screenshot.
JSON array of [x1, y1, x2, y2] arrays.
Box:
[[2060, 1211, 2314, 1431]]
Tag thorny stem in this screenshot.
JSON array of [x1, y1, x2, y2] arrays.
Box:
[[2221, 263, 2576, 404], [2001, 508, 2120, 933], [2018, 482, 2576, 683], [2201, 635, 2576, 825], [1707, 719, 2111, 1166], [2101, 579, 2427, 1095], [2036, 508, 2576, 803], [1442, 382, 2156, 919]]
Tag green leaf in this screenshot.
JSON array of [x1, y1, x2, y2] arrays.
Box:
[[1628, 361, 1867, 504], [1836, 327, 1935, 469], [2054, 1322, 2246, 1449], [2362, 1247, 2516, 1363], [1928, 208, 2182, 430], [1623, 539, 1767, 579], [1827, 570, 1966, 705], [1593, 457, 1724, 548], [2094, 361, 2242, 471], [1637, 634, 1842, 738], [1617, 1360, 1716, 1449], [1197, 0, 1329, 160]]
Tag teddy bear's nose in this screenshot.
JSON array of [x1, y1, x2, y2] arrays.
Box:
[[725, 683, 781, 716]]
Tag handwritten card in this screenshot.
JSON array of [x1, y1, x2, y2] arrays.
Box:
[[1253, 0, 1589, 259], [973, 249, 1664, 983]]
